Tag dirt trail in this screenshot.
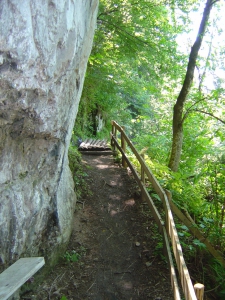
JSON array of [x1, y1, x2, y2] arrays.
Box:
[[23, 154, 174, 300]]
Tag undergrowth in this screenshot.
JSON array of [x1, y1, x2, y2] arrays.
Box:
[[68, 145, 92, 199], [63, 246, 87, 263], [127, 149, 225, 299]]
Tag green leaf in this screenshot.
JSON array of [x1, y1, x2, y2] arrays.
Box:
[[193, 239, 206, 249], [152, 193, 161, 201]]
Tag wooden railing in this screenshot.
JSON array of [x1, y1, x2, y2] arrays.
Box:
[[111, 121, 204, 300]]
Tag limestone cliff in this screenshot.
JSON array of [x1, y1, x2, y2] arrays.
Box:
[[0, 0, 98, 266]]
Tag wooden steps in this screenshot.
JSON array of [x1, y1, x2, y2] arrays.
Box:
[[78, 139, 111, 154], [0, 257, 45, 300]]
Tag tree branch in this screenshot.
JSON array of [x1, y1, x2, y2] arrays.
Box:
[[97, 18, 154, 48], [198, 27, 214, 93], [194, 109, 225, 124], [168, 0, 217, 171], [97, 8, 119, 19], [211, 0, 220, 5], [182, 97, 208, 123], [176, 0, 214, 106]]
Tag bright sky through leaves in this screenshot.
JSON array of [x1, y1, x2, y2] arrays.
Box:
[[176, 1, 225, 90]]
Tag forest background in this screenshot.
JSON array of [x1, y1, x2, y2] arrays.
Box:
[[72, 0, 225, 298]]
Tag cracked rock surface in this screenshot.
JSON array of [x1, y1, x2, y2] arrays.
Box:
[[0, 0, 98, 266]]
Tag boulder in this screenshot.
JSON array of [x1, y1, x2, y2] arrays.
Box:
[[0, 0, 98, 266]]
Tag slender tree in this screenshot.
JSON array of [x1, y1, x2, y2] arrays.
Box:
[[168, 0, 220, 172]]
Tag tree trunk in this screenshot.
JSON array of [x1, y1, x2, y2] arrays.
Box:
[[168, 0, 217, 172]]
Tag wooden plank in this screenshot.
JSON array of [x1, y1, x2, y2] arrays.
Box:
[[157, 192, 197, 300], [79, 139, 110, 151], [86, 139, 92, 147], [121, 132, 127, 168], [80, 150, 112, 156], [162, 227, 181, 300], [111, 120, 121, 132], [78, 141, 86, 148], [166, 208, 197, 300], [87, 139, 93, 147], [99, 140, 105, 146], [79, 138, 92, 149], [89, 140, 97, 146], [90, 139, 96, 145], [92, 140, 99, 146], [194, 283, 204, 300], [141, 155, 145, 202], [0, 257, 45, 300], [95, 140, 103, 147]]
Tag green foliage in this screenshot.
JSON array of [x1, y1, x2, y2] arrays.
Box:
[[193, 239, 206, 249], [63, 251, 80, 262], [68, 145, 91, 199], [126, 106, 225, 255], [60, 296, 68, 300], [74, 0, 184, 138], [73, 2, 225, 297], [204, 259, 225, 300], [112, 150, 122, 164], [96, 126, 111, 140], [127, 150, 225, 257], [63, 246, 86, 263]]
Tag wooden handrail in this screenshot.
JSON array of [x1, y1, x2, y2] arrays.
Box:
[[111, 120, 204, 300]]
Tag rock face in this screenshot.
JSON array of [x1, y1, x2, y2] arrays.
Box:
[[0, 0, 98, 266]]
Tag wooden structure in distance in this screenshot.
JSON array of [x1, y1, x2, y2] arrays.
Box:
[[79, 138, 111, 151]]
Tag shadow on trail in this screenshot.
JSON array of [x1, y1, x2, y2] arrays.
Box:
[[70, 154, 174, 300]]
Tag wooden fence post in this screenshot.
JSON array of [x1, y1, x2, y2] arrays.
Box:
[[111, 121, 117, 151], [121, 127, 127, 168], [194, 283, 204, 300], [111, 121, 115, 150], [141, 153, 145, 201], [164, 190, 172, 235]]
